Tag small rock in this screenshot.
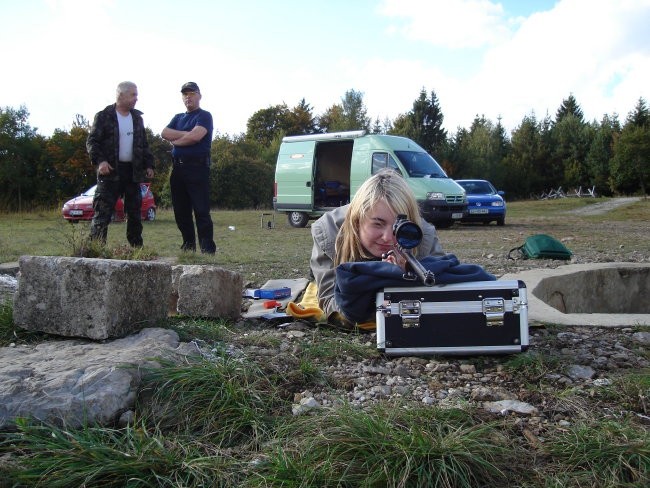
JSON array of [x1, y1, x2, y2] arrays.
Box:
[[118, 410, 135, 428], [363, 366, 390, 375], [291, 396, 320, 415], [483, 400, 538, 415], [632, 332, 650, 345], [286, 330, 306, 339], [566, 365, 596, 380], [393, 365, 412, 377], [460, 364, 476, 374], [371, 385, 392, 397]]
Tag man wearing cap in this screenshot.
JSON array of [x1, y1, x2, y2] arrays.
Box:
[[87, 81, 155, 247], [162, 82, 217, 254]]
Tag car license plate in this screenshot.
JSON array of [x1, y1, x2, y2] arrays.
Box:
[[69, 210, 84, 216], [469, 208, 489, 214], [452, 212, 463, 219]]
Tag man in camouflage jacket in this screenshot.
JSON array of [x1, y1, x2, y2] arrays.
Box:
[[87, 81, 154, 247]]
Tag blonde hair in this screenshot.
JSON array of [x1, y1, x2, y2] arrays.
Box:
[[335, 169, 423, 265]]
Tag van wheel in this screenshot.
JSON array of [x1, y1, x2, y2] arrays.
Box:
[[288, 212, 309, 228]]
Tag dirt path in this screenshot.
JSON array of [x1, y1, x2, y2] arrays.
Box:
[[565, 197, 642, 216]]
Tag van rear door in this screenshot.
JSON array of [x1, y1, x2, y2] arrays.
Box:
[[274, 140, 316, 211]]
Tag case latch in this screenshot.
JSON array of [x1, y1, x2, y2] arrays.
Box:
[[377, 299, 392, 317], [482, 298, 505, 326], [512, 296, 526, 314], [398, 300, 421, 328]]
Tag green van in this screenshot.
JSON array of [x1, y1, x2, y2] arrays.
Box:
[[273, 130, 467, 227]]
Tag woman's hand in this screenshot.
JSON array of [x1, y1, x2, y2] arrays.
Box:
[[382, 249, 406, 270]]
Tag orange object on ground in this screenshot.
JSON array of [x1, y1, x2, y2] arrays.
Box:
[[263, 300, 282, 309]]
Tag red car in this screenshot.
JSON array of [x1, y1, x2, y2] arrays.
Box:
[[62, 183, 156, 223]]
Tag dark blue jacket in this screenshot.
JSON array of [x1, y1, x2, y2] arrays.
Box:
[[334, 254, 495, 323]]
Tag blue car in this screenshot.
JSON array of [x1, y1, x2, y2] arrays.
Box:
[[455, 179, 506, 226]]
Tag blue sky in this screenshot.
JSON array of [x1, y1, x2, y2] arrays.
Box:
[[1, 0, 649, 138]]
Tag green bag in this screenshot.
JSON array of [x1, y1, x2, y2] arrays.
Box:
[[508, 234, 572, 260]]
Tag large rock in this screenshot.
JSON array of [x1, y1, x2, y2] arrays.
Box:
[[0, 328, 197, 429], [173, 265, 243, 319], [13, 256, 172, 339]]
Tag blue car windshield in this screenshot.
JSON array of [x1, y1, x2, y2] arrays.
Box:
[[459, 181, 496, 194], [395, 151, 448, 178]]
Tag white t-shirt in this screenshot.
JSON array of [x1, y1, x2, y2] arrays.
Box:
[[117, 111, 134, 162]]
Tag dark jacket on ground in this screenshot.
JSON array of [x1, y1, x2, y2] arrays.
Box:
[[86, 104, 154, 182], [335, 254, 496, 323]]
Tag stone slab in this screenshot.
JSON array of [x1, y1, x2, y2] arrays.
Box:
[[0, 327, 198, 429], [501, 262, 650, 326]]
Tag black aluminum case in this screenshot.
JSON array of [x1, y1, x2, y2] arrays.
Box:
[[376, 280, 528, 356]]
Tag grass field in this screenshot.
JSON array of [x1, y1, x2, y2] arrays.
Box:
[[0, 208, 315, 285], [2, 197, 649, 284]]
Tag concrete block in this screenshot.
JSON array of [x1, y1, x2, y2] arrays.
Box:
[[174, 265, 242, 319], [13, 256, 171, 339]]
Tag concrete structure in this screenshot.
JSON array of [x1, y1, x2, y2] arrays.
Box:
[[172, 264, 243, 319], [13, 256, 171, 339], [501, 262, 650, 326]]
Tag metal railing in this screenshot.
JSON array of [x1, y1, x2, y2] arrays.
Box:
[[531, 186, 596, 200]]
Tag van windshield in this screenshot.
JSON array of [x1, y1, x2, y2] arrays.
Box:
[[395, 151, 448, 178]]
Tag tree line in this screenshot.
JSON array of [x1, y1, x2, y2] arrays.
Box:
[[0, 89, 648, 212]]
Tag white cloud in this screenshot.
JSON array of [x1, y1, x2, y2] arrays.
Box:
[[2, 0, 648, 139], [378, 0, 513, 48], [377, 0, 650, 132], [475, 0, 650, 129]]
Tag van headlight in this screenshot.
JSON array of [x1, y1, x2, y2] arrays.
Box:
[[426, 192, 444, 200]]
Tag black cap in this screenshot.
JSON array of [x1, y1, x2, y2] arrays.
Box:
[[181, 82, 200, 93]]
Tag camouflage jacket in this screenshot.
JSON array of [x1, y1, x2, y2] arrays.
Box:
[[86, 104, 154, 182]]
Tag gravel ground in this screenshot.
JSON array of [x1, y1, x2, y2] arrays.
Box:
[[221, 319, 649, 439]]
